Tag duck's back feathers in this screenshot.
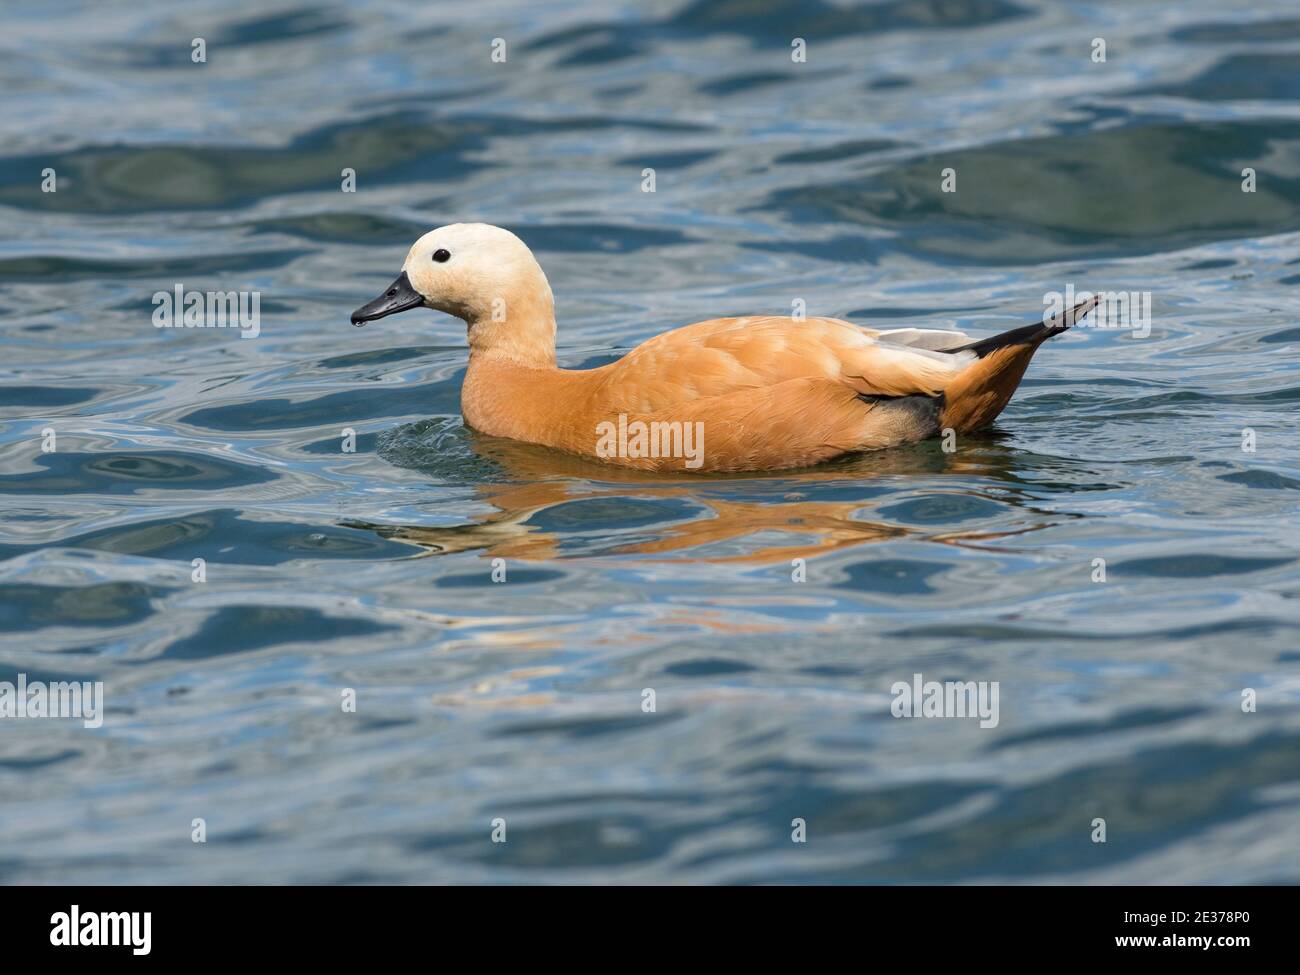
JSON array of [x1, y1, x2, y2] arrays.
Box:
[[600, 315, 975, 409]]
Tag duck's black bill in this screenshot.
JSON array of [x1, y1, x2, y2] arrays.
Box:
[[351, 271, 424, 326]]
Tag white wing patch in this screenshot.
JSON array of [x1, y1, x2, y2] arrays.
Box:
[[867, 341, 975, 373], [874, 327, 974, 351]]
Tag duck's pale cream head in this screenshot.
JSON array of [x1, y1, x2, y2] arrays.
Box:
[[351, 223, 557, 365]]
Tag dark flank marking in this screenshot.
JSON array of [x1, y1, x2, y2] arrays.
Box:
[[860, 391, 943, 437]]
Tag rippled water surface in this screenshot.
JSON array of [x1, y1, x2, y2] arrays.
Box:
[[3, 0, 1300, 884]]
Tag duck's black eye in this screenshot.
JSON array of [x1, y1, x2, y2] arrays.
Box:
[[432, 249, 451, 263]]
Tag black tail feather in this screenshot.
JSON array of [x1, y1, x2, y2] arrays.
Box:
[[947, 295, 1100, 359]]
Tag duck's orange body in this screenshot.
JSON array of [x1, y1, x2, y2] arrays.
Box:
[[351, 224, 1097, 473]]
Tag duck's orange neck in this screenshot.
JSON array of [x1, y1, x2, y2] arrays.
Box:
[[457, 256, 597, 446], [466, 326, 557, 369], [459, 275, 596, 441], [462, 273, 559, 369]]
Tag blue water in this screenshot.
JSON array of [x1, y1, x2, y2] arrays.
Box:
[[2, 0, 1299, 883]]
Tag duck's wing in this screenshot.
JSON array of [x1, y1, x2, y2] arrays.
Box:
[[872, 326, 974, 350], [601, 315, 975, 410]]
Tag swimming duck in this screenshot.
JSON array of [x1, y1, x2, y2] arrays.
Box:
[[351, 223, 1097, 473]]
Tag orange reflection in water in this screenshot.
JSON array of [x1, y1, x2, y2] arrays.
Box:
[[349, 432, 1057, 565]]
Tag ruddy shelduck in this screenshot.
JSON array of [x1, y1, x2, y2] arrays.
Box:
[[351, 223, 1097, 473]]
